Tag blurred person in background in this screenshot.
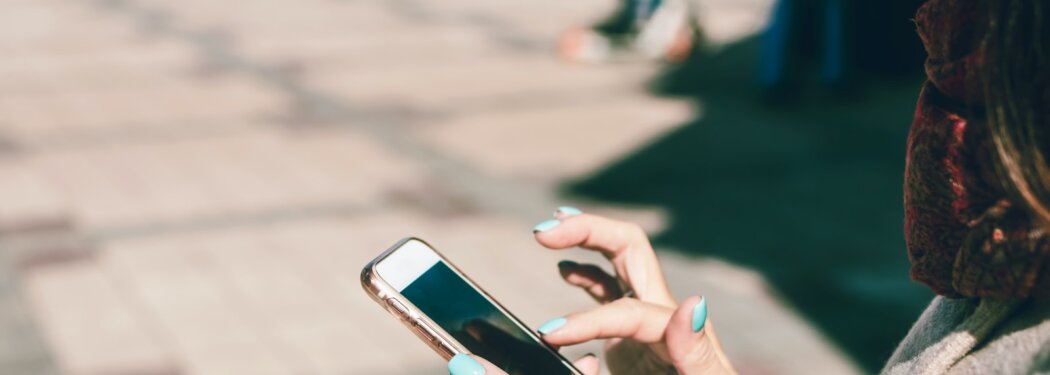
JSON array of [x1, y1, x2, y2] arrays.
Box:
[[563, 0, 928, 101], [760, 0, 929, 102], [558, 0, 697, 63], [447, 0, 1050, 374], [759, 0, 851, 95]]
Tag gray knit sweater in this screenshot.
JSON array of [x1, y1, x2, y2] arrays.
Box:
[[882, 297, 1050, 374]]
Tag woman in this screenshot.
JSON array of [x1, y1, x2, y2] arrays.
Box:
[[450, 0, 1050, 373]]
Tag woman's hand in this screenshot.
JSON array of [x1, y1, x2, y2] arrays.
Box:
[[452, 208, 736, 375], [532, 209, 735, 375], [539, 295, 725, 374]]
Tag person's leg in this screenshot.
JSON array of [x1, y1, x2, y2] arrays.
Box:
[[560, 0, 693, 63], [634, 0, 664, 25], [820, 0, 848, 85], [759, 0, 795, 88], [593, 0, 664, 35]]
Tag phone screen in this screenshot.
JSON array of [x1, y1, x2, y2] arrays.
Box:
[[399, 261, 574, 374]]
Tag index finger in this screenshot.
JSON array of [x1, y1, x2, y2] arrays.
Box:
[[534, 214, 649, 259], [534, 213, 675, 306]]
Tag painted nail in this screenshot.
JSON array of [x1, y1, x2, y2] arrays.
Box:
[[537, 317, 567, 335], [555, 206, 583, 217], [692, 297, 708, 333], [533, 219, 561, 233], [448, 353, 485, 375]]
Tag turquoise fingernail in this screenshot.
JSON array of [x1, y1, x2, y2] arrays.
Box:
[[555, 206, 583, 217], [537, 317, 567, 335], [692, 297, 708, 333], [448, 353, 485, 375], [533, 219, 561, 233]]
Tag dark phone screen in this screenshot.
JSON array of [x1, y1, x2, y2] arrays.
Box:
[[400, 262, 573, 374]]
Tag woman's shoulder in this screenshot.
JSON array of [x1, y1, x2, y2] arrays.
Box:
[[883, 297, 1050, 374], [952, 299, 1050, 374]]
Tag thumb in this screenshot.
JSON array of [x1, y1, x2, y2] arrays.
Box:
[[664, 296, 734, 375], [448, 353, 507, 375]]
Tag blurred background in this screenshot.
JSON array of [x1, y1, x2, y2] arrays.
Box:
[[0, 0, 934, 373]]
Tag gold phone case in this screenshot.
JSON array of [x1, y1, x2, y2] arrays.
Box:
[[361, 237, 462, 359], [360, 237, 582, 373]]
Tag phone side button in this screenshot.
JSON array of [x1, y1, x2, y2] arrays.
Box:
[[413, 321, 440, 342], [386, 298, 410, 318]]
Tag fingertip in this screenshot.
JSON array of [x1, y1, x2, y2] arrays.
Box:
[[537, 317, 568, 335], [533, 219, 562, 233], [532, 221, 564, 248], [535, 318, 573, 345], [448, 353, 487, 375], [534, 217, 587, 249], [668, 296, 704, 337], [663, 296, 717, 368], [691, 297, 708, 333]]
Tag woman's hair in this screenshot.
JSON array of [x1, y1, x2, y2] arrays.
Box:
[[983, 0, 1050, 223]]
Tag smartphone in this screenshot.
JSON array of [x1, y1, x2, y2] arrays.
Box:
[[361, 237, 582, 374]]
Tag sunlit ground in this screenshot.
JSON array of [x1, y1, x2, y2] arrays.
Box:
[[0, 0, 926, 374]]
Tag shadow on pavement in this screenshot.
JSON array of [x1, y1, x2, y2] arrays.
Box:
[[562, 36, 934, 372]]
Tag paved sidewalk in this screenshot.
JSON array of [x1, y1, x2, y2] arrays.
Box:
[[0, 0, 861, 374]]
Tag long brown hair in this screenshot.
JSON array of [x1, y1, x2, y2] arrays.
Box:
[[983, 0, 1050, 223]]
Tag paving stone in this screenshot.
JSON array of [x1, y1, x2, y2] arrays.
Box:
[[21, 260, 177, 375], [309, 54, 657, 114], [0, 160, 67, 234], [240, 25, 502, 73], [376, 0, 613, 42], [133, 0, 404, 34], [0, 36, 195, 92], [25, 129, 421, 231], [416, 94, 694, 181], [0, 267, 57, 375], [0, 78, 282, 147], [0, 5, 138, 54]]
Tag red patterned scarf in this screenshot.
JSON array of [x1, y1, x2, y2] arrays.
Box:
[[905, 0, 1050, 298]]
